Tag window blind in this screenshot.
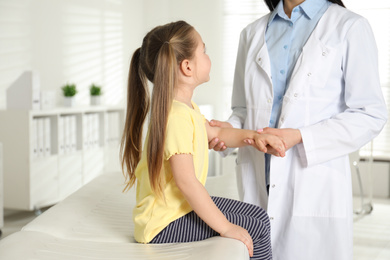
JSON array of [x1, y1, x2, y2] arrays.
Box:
[[222, 0, 390, 159]]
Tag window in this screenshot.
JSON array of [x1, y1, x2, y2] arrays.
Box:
[[221, 1, 269, 119], [222, 0, 390, 159]]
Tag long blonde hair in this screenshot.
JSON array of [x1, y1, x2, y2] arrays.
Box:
[[120, 21, 197, 198]]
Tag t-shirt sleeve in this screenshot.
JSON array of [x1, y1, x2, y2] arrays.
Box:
[[164, 109, 194, 160]]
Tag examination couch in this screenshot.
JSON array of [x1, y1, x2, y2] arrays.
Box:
[[0, 171, 248, 259]]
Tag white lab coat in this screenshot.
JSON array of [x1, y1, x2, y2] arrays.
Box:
[[227, 4, 387, 260]]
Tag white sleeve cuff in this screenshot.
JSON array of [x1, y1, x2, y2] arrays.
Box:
[[298, 127, 317, 167]]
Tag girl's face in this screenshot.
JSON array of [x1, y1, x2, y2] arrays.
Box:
[[192, 30, 211, 85]]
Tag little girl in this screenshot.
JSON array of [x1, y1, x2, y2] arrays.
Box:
[[120, 21, 285, 260]]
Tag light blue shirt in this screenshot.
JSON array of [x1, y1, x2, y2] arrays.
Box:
[[264, 0, 330, 186]]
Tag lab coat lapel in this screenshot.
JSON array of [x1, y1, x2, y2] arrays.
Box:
[[255, 30, 272, 84], [279, 6, 335, 127]]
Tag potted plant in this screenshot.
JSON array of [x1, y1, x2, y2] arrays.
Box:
[[90, 84, 102, 106], [61, 83, 77, 107]]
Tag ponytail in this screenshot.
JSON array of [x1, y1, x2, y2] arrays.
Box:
[[121, 21, 196, 199], [147, 42, 176, 199], [120, 47, 149, 192]]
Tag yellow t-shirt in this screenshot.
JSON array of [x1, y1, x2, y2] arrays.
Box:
[[133, 100, 209, 243]]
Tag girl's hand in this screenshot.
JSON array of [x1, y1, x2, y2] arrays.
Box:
[[259, 127, 302, 153], [208, 120, 233, 151], [245, 132, 286, 157], [220, 223, 254, 257]]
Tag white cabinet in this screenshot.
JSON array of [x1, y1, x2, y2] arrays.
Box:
[[58, 152, 83, 200], [0, 106, 124, 210]]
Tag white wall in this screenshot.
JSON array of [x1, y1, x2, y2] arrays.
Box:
[[139, 0, 225, 176], [141, 0, 225, 120], [0, 0, 225, 176], [0, 0, 226, 120], [0, 0, 144, 108]]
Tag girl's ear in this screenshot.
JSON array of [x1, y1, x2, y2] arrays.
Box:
[[180, 59, 193, 77]]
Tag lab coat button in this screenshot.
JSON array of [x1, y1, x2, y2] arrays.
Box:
[[294, 93, 298, 97], [272, 184, 275, 188], [270, 217, 274, 220], [258, 57, 262, 62], [322, 52, 326, 56], [267, 99, 272, 103], [307, 72, 312, 77]]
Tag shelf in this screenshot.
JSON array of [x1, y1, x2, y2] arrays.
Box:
[[0, 106, 125, 211]]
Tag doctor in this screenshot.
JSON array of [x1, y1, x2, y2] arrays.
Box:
[[210, 0, 388, 259]]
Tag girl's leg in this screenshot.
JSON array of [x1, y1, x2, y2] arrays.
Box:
[[212, 197, 272, 260], [149, 210, 218, 243], [150, 197, 271, 260], [211, 196, 270, 229]]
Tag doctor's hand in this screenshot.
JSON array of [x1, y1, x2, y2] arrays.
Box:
[[259, 127, 302, 154], [220, 223, 254, 257], [208, 120, 233, 151], [244, 133, 286, 157]]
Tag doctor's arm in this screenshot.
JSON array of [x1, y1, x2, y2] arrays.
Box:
[[279, 18, 386, 166], [169, 154, 254, 257], [257, 128, 302, 153]]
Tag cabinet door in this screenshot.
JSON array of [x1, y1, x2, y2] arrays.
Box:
[[104, 145, 121, 173], [58, 152, 83, 200], [83, 148, 104, 184], [30, 156, 58, 210]]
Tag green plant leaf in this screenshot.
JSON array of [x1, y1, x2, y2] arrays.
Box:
[[90, 84, 102, 96], [62, 83, 77, 97]]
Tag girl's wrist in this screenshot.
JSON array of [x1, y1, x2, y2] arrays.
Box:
[[249, 130, 258, 140], [218, 221, 233, 235]]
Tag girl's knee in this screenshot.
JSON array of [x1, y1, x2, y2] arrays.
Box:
[[252, 205, 270, 226], [251, 218, 270, 240]]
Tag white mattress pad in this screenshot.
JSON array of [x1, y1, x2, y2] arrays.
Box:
[[0, 171, 247, 259]]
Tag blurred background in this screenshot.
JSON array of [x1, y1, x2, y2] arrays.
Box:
[[0, 1, 389, 258]]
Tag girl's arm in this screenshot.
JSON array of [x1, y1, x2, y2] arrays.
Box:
[[205, 120, 286, 157], [169, 154, 254, 257]]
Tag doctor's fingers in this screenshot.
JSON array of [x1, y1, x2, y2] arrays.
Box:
[[209, 119, 233, 128], [263, 135, 286, 156], [247, 137, 283, 156], [244, 138, 267, 153], [265, 146, 284, 157], [252, 138, 267, 153], [208, 137, 227, 151]]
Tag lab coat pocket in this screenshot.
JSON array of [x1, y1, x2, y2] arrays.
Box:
[[293, 164, 347, 218], [304, 39, 339, 89]]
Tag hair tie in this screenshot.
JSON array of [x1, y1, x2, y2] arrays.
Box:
[[164, 41, 170, 44]]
